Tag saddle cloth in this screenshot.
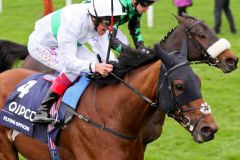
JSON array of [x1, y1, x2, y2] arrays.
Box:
[[0, 73, 90, 143]]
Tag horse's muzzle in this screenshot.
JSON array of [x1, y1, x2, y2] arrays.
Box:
[[192, 124, 218, 143], [218, 56, 239, 73]]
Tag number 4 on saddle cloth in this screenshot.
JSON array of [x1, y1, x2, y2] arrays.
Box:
[[0, 73, 90, 144]]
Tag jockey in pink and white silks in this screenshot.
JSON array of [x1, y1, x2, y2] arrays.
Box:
[[28, 0, 126, 124]]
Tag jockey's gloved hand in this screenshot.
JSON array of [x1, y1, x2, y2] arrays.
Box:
[[136, 41, 150, 54], [139, 47, 150, 54]]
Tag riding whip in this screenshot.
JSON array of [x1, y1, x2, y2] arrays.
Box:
[[105, 0, 114, 63]]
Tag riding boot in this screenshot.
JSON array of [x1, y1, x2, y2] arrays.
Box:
[[32, 73, 72, 124], [32, 89, 59, 124]]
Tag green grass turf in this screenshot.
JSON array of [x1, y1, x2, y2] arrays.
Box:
[[0, 0, 239, 159]]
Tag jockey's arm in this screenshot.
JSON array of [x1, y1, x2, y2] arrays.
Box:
[[57, 23, 97, 74], [128, 14, 145, 49], [58, 40, 113, 76], [58, 24, 113, 76]]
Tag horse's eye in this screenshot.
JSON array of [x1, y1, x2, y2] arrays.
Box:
[[175, 83, 185, 91]]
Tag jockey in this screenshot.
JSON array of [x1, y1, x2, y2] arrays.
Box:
[[28, 0, 126, 124], [87, 0, 158, 57]]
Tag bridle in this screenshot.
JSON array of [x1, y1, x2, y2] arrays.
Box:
[[63, 59, 210, 140], [157, 61, 211, 133], [106, 58, 211, 137], [184, 19, 220, 66], [168, 102, 211, 133]]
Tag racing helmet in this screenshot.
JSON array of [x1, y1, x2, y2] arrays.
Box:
[[136, 0, 158, 7], [88, 0, 126, 17]]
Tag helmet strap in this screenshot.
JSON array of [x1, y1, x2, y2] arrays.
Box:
[[90, 15, 100, 31], [109, 0, 114, 33], [92, 0, 100, 31]]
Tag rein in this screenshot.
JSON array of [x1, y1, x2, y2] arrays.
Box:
[[62, 71, 160, 141], [110, 72, 158, 108], [65, 20, 222, 139], [65, 55, 209, 140], [62, 104, 138, 141]]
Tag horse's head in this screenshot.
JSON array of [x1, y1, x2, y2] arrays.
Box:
[[170, 15, 238, 73], [155, 42, 218, 143]]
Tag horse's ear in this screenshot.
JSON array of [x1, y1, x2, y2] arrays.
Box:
[[180, 38, 188, 58], [154, 44, 173, 69], [173, 14, 187, 24]]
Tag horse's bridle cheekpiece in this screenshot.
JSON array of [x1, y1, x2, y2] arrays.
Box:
[[184, 19, 231, 66]]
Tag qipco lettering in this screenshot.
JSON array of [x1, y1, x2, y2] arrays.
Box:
[[8, 101, 36, 121]]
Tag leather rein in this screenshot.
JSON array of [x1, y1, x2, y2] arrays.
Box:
[[63, 59, 205, 140]]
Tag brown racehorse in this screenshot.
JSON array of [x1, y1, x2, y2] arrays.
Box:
[[0, 44, 218, 159], [0, 15, 238, 151], [18, 15, 240, 150]]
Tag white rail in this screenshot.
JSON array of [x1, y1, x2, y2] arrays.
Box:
[[0, 0, 2, 13], [147, 6, 153, 27], [66, 0, 72, 5]]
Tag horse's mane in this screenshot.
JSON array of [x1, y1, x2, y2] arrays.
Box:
[[159, 15, 198, 45], [94, 47, 158, 86], [159, 27, 177, 45]]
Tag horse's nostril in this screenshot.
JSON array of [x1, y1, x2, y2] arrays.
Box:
[[201, 126, 210, 133], [226, 58, 237, 67], [201, 125, 218, 134], [200, 126, 213, 137]]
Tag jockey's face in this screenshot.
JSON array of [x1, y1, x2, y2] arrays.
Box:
[[136, 3, 149, 14], [132, 0, 154, 14], [96, 23, 109, 36], [96, 16, 120, 36]]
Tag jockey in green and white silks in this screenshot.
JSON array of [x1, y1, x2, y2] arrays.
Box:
[[28, 0, 126, 124], [87, 0, 158, 57]]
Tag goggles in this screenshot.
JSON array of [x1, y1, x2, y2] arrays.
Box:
[[100, 16, 120, 27]]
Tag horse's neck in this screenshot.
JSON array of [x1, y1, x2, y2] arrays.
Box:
[[58, 62, 161, 159], [161, 25, 201, 61], [77, 61, 161, 137], [160, 27, 184, 52], [112, 61, 161, 135]]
